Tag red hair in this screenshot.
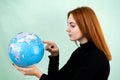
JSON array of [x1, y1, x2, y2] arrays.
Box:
[[68, 6, 112, 61]]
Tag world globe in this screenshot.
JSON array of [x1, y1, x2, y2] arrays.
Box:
[[8, 32, 44, 67]]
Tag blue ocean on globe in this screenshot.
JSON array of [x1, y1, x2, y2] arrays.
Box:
[[8, 32, 44, 67]]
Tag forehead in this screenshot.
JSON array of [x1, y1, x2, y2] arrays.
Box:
[[67, 14, 76, 24]]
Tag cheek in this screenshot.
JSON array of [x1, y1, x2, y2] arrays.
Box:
[[75, 30, 83, 39]]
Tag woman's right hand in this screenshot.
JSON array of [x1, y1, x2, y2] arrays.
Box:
[[43, 40, 59, 56], [13, 64, 43, 78]]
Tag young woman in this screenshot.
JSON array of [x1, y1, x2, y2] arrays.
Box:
[[14, 6, 112, 80]]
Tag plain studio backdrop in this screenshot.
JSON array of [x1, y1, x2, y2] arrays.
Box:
[[0, 0, 119, 80]]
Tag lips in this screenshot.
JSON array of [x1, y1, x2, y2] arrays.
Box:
[[68, 34, 72, 37]]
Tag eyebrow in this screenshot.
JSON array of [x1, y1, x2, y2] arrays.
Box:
[[67, 22, 75, 25]]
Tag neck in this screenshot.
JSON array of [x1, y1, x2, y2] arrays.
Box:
[[79, 37, 88, 44]]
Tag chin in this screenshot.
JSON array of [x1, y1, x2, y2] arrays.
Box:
[[70, 39, 76, 41]]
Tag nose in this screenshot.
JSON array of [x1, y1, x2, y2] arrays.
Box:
[[66, 27, 70, 32]]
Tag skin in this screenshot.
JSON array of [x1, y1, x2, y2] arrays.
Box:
[[66, 14, 88, 44], [13, 14, 88, 79]]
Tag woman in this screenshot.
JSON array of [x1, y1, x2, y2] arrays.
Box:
[[14, 6, 112, 80]]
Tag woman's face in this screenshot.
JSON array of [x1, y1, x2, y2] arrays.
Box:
[[66, 14, 87, 43]]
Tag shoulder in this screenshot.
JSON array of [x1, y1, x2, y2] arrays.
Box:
[[85, 45, 109, 66], [73, 41, 109, 64]]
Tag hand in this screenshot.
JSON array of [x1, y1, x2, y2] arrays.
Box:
[[13, 64, 43, 78], [43, 40, 59, 56]]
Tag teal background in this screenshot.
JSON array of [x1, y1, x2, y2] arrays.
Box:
[[0, 0, 120, 80]]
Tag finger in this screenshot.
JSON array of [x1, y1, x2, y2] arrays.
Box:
[[43, 40, 49, 44], [43, 40, 53, 45], [13, 64, 26, 71], [44, 41, 54, 48]]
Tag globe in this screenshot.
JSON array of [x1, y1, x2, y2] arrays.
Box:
[[8, 32, 44, 67]]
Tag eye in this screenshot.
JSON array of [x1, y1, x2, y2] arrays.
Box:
[[70, 24, 75, 28]]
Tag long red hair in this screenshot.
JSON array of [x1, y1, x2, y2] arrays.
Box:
[[68, 6, 112, 61]]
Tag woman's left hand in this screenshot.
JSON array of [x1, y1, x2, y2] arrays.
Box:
[[13, 64, 43, 78]]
